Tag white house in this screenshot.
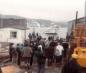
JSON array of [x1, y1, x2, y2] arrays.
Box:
[[0, 27, 25, 44], [0, 16, 27, 47]]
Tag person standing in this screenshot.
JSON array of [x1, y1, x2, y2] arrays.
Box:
[[9, 43, 14, 61], [12, 44, 17, 63], [30, 40, 36, 66], [62, 42, 69, 62], [36, 44, 46, 73], [16, 44, 22, 66], [47, 40, 56, 66], [54, 43, 64, 67], [23, 43, 33, 69]]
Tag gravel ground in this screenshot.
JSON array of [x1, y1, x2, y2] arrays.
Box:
[[0, 48, 62, 73], [1, 64, 62, 73]]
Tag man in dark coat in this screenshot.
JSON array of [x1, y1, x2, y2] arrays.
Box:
[[36, 44, 46, 73], [9, 43, 14, 61], [30, 40, 36, 66], [47, 40, 56, 66], [16, 44, 22, 65]]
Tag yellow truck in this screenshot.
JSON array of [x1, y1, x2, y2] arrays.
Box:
[[72, 24, 86, 68], [62, 23, 86, 73]]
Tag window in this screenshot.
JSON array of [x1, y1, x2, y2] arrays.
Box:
[[10, 31, 17, 38]]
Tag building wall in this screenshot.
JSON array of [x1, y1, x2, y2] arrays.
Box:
[[26, 27, 68, 39], [0, 27, 68, 45], [26, 27, 50, 39], [57, 27, 68, 39], [0, 28, 25, 44]]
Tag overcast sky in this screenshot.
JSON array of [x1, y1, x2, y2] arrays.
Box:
[[0, 0, 85, 21]]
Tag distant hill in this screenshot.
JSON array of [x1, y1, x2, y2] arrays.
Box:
[[27, 19, 68, 28], [27, 19, 53, 27], [0, 14, 68, 28]]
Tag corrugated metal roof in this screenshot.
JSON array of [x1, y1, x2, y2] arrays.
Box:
[[0, 18, 27, 30]]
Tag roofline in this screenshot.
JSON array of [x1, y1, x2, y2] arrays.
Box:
[[68, 17, 85, 22], [0, 27, 29, 30], [45, 33, 57, 34]]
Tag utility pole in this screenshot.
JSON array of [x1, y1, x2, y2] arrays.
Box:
[[74, 11, 78, 29], [25, 19, 27, 40], [0, 14, 3, 28], [75, 11, 78, 25], [85, 0, 86, 24]]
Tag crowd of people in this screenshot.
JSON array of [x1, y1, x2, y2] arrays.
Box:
[[8, 33, 69, 73]]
